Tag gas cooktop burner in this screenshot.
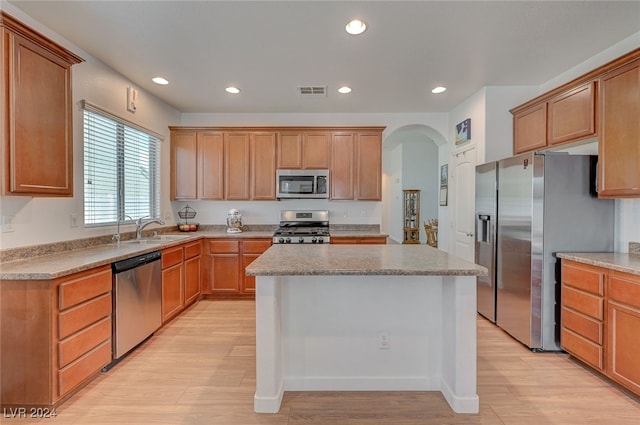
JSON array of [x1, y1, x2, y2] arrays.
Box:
[[273, 210, 330, 244]]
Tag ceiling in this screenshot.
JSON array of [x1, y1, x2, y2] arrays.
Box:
[[8, 1, 640, 114]]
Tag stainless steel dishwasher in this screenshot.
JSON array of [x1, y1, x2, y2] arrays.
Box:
[[111, 250, 162, 361]]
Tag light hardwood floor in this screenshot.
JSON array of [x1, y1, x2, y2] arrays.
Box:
[[16, 300, 640, 424]]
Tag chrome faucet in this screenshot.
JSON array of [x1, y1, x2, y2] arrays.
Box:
[[113, 215, 134, 244], [136, 216, 165, 240]]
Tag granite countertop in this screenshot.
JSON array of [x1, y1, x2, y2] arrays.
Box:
[[556, 252, 640, 276], [246, 244, 487, 276], [0, 227, 388, 281], [0, 230, 274, 280]]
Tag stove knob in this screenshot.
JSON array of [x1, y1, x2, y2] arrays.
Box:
[[299, 237, 305, 243], [311, 237, 317, 243], [278, 238, 285, 244], [285, 237, 291, 243], [317, 237, 324, 244]]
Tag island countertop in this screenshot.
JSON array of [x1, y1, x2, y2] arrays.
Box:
[[246, 244, 487, 276]]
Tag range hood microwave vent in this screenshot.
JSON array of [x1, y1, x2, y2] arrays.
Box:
[[297, 86, 327, 96]]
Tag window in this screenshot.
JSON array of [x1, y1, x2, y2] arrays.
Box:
[[83, 102, 161, 226]]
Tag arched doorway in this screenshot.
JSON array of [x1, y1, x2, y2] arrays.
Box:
[[382, 125, 447, 244]]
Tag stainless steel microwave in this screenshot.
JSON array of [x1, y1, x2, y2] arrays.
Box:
[[276, 169, 329, 199]]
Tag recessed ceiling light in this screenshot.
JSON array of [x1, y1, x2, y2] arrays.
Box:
[[432, 86, 447, 94], [152, 77, 169, 85], [338, 86, 352, 94], [345, 19, 366, 35], [225, 86, 241, 94]]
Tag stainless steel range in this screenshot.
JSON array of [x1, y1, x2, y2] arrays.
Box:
[[273, 210, 330, 244]]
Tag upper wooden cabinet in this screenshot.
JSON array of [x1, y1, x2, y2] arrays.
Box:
[[1, 12, 83, 196], [277, 131, 330, 169], [512, 81, 596, 154], [513, 102, 548, 154], [170, 126, 385, 201], [224, 132, 251, 200], [548, 82, 596, 146], [250, 132, 277, 200], [598, 58, 640, 198], [330, 130, 383, 201]]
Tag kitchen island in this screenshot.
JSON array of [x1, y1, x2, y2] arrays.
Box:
[[245, 244, 487, 414]]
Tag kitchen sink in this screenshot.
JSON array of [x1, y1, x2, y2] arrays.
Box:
[[123, 235, 189, 245]]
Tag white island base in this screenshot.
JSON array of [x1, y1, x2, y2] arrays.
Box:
[[254, 274, 479, 414]]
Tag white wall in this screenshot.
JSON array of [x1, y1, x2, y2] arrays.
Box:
[[383, 144, 403, 242], [0, 2, 181, 250]]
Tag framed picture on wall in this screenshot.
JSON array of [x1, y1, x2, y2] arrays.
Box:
[[455, 118, 471, 145], [439, 164, 448, 206]]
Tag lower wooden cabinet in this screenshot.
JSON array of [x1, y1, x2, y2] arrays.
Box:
[[205, 238, 272, 297], [607, 271, 640, 395], [330, 236, 387, 244], [560, 259, 640, 397], [0, 265, 112, 407], [161, 241, 202, 323]]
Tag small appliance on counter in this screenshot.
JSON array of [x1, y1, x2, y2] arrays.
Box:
[[273, 210, 330, 244], [177, 204, 199, 232], [226, 209, 243, 233]]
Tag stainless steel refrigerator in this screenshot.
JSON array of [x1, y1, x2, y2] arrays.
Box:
[[475, 152, 615, 351]]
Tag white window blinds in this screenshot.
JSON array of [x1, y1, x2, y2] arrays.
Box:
[[83, 102, 161, 226]]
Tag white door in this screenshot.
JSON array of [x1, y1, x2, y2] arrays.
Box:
[[451, 146, 477, 262]]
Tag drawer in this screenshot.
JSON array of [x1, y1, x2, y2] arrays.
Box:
[[561, 261, 605, 296], [243, 239, 272, 254], [184, 241, 202, 259], [562, 307, 602, 344], [58, 266, 112, 310], [58, 317, 111, 368], [561, 328, 603, 370], [209, 240, 240, 254], [609, 271, 640, 310], [58, 340, 111, 397], [162, 246, 184, 269], [562, 285, 603, 320], [59, 292, 112, 339]]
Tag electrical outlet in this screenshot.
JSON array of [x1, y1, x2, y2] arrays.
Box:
[[343, 209, 348, 218], [378, 331, 390, 349], [164, 211, 172, 220], [1, 216, 15, 233], [70, 213, 79, 228]]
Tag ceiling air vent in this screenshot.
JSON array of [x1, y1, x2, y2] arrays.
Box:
[[298, 86, 327, 97]]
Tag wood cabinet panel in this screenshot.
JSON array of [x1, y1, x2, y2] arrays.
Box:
[[242, 254, 260, 293], [199, 131, 224, 200], [209, 240, 240, 254], [162, 246, 184, 268], [303, 132, 331, 169], [251, 132, 277, 200], [171, 131, 198, 200], [224, 132, 250, 200], [513, 103, 547, 154], [331, 237, 387, 244], [562, 285, 603, 321], [243, 239, 273, 253], [358, 237, 387, 244], [607, 300, 640, 395], [58, 340, 111, 397], [356, 132, 382, 200], [277, 132, 303, 168], [210, 254, 240, 293], [562, 307, 602, 344], [561, 261, 605, 295], [58, 293, 111, 339], [2, 13, 83, 196], [548, 81, 596, 145], [561, 328, 603, 370], [184, 241, 202, 259], [58, 267, 112, 310], [330, 132, 355, 200], [608, 271, 640, 310], [598, 59, 640, 197], [184, 254, 201, 306], [58, 317, 110, 368], [161, 263, 183, 322]]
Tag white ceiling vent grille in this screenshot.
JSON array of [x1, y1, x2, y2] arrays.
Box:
[[298, 86, 327, 97]]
